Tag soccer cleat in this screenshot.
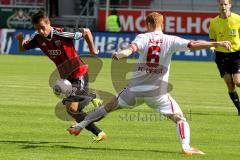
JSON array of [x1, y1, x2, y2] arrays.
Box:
[[92, 131, 107, 143], [67, 126, 82, 136], [183, 147, 205, 155]]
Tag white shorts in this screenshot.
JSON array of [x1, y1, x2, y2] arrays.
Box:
[[117, 87, 183, 115]]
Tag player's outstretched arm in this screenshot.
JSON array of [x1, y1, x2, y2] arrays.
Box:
[[209, 39, 216, 53], [112, 46, 134, 60], [82, 28, 98, 56], [16, 32, 26, 52], [188, 40, 231, 51]]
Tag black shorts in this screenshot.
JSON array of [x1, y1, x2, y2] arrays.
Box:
[[215, 51, 240, 77], [63, 73, 90, 104]]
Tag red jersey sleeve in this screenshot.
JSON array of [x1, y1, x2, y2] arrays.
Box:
[[53, 27, 84, 40], [23, 33, 38, 50]]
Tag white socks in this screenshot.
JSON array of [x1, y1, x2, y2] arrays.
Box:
[[177, 120, 191, 150]]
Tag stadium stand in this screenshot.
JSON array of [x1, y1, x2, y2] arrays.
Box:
[[99, 0, 153, 8], [51, 0, 97, 29], [1, 0, 11, 5], [0, 0, 45, 5], [14, 0, 45, 5], [1, 0, 240, 30], [119, 0, 152, 8], [151, 0, 240, 12]]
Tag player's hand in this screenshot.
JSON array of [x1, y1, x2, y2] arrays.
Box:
[[90, 49, 99, 56], [16, 32, 27, 52], [112, 52, 119, 60], [16, 32, 24, 41], [210, 47, 215, 53], [219, 41, 232, 50]]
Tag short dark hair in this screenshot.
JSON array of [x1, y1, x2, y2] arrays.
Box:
[[31, 11, 48, 24]]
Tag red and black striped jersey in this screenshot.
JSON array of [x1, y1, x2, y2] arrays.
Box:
[[23, 27, 88, 80]]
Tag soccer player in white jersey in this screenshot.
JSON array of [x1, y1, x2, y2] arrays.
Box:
[[68, 12, 231, 155]]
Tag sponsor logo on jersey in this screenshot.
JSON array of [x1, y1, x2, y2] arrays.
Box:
[[48, 50, 62, 56], [229, 29, 237, 36]]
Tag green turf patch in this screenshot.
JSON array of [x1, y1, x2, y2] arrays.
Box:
[[0, 55, 240, 160]]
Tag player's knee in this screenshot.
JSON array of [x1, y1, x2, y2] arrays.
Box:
[[169, 113, 185, 123], [234, 81, 240, 87], [224, 77, 235, 91], [226, 84, 235, 92], [104, 97, 119, 113]]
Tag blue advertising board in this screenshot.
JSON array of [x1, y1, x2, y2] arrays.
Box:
[[0, 29, 214, 61]]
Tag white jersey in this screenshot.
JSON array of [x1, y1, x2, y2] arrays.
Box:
[[129, 31, 190, 94]]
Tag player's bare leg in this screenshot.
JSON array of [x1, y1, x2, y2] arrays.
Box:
[[145, 94, 205, 155], [232, 73, 240, 87], [167, 113, 205, 155], [223, 74, 240, 115]]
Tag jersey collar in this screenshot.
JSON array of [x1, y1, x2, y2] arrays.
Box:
[[154, 30, 163, 34]]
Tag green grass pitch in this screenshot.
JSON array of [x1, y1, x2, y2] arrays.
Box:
[[0, 54, 240, 160]]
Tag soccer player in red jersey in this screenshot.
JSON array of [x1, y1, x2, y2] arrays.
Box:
[[16, 11, 106, 142]]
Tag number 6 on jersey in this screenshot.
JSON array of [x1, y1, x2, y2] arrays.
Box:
[[146, 45, 161, 67]]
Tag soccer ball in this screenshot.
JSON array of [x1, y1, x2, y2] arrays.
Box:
[[53, 79, 72, 98]]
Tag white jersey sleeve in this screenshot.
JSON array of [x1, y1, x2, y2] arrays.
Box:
[[131, 34, 146, 51], [170, 36, 190, 53]]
